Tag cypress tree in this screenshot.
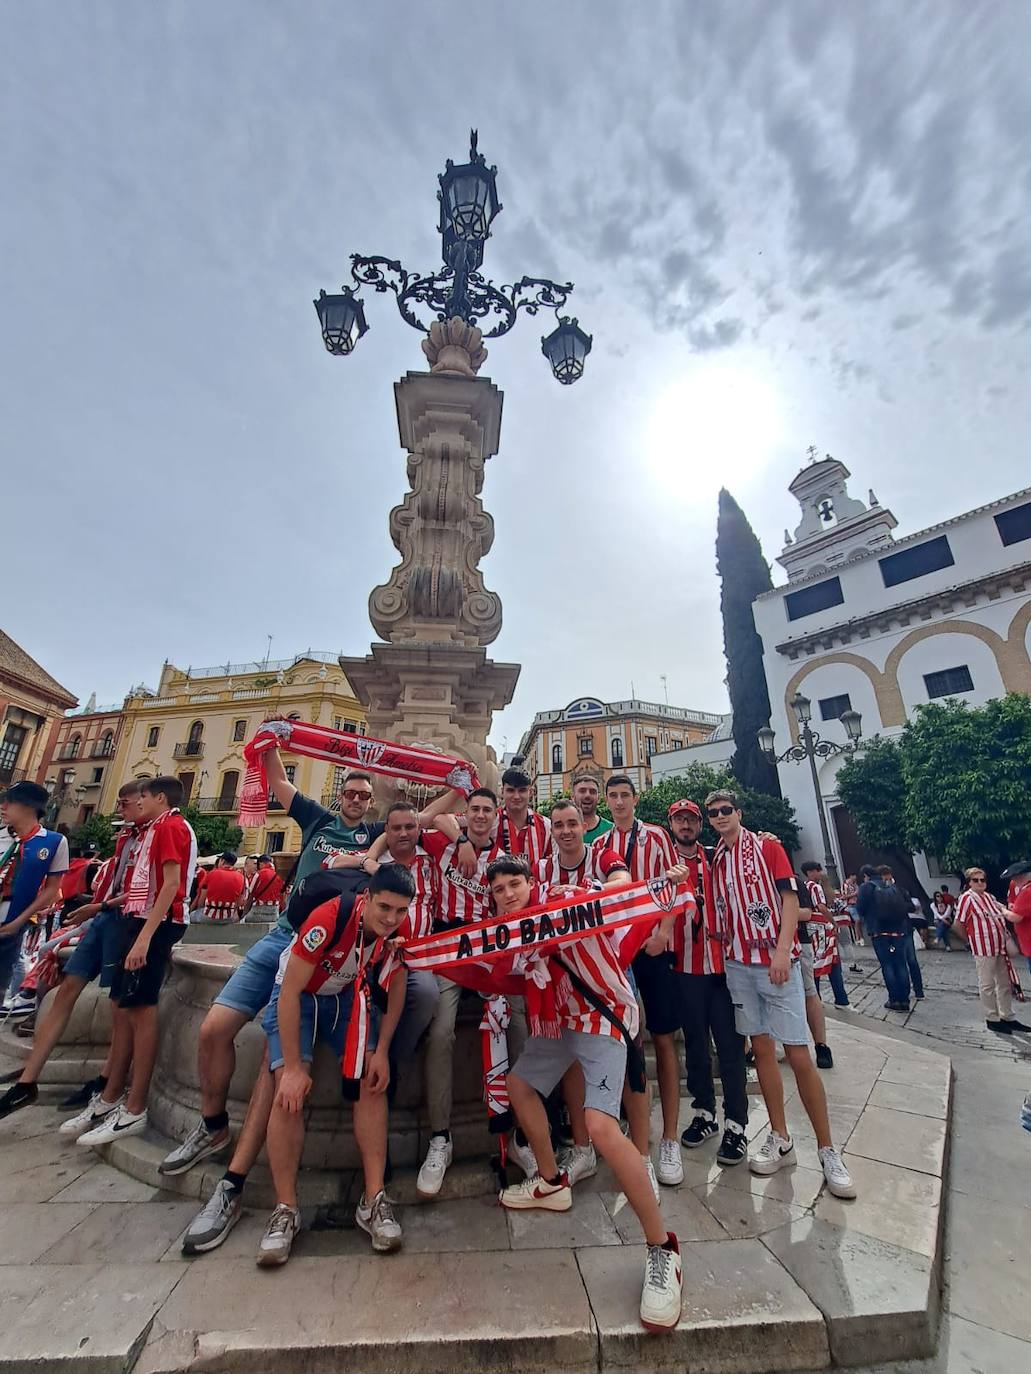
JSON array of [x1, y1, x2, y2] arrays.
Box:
[[716, 488, 781, 795]]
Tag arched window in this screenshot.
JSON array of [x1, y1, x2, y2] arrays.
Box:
[[100, 730, 114, 757], [188, 721, 203, 744], [611, 737, 623, 767], [551, 743, 563, 773], [69, 734, 82, 759], [217, 769, 239, 812]]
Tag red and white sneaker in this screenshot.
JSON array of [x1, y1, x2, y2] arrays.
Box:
[[640, 1232, 683, 1332], [499, 1173, 572, 1212]]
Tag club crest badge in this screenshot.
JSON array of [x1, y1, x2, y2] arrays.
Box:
[[646, 875, 678, 913], [356, 739, 386, 768], [747, 900, 773, 930], [263, 720, 294, 744], [446, 764, 475, 795]]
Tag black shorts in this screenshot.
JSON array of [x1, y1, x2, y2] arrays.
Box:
[[109, 916, 186, 1008], [631, 949, 681, 1036]]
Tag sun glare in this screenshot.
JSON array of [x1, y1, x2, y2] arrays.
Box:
[[645, 358, 784, 501]]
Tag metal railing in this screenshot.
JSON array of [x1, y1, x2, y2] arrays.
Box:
[[173, 741, 205, 759], [54, 745, 83, 761], [192, 795, 239, 814]]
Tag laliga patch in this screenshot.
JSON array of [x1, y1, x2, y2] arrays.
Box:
[[302, 926, 327, 953]]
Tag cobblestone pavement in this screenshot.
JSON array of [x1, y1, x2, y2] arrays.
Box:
[[833, 936, 1031, 1062]]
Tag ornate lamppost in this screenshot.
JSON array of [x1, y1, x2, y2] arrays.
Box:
[[314, 130, 591, 383], [758, 692, 863, 887]]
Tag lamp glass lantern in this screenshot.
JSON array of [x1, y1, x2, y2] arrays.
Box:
[[314, 288, 368, 356], [438, 145, 501, 246], [757, 724, 776, 759], [790, 691, 813, 725], [541, 316, 592, 385], [839, 707, 863, 742]]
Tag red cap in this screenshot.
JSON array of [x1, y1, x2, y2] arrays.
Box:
[[668, 799, 702, 821], [597, 850, 630, 878]]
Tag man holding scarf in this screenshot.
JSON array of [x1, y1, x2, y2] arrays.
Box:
[[667, 798, 749, 1168], [707, 789, 856, 1200]]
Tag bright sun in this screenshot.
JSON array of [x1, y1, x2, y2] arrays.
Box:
[[645, 358, 784, 501]]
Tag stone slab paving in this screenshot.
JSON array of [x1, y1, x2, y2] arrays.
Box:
[[0, 1016, 953, 1373]]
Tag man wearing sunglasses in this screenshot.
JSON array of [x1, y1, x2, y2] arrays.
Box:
[[707, 790, 856, 1200], [159, 741, 386, 1191]]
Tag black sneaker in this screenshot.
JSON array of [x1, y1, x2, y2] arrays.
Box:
[[1002, 1019, 1031, 1032], [815, 1043, 834, 1069], [987, 1020, 1013, 1035], [680, 1114, 718, 1148], [0, 1081, 37, 1120], [715, 1125, 747, 1166], [61, 1077, 105, 1110]]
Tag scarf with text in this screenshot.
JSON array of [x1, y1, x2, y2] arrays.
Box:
[[711, 826, 792, 961], [238, 720, 479, 828], [389, 876, 685, 1037], [123, 812, 175, 915]]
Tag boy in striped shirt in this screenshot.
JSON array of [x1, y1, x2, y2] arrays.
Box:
[[493, 855, 683, 1333], [706, 790, 856, 1200]]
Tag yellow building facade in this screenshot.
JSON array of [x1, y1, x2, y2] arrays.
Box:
[[0, 629, 78, 789], [101, 653, 367, 856]]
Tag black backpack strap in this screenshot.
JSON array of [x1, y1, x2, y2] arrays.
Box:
[[553, 954, 647, 1093]]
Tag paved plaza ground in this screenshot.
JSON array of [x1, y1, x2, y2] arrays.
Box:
[[0, 937, 1027, 1373]]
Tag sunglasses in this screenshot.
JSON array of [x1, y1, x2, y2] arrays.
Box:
[[341, 789, 373, 802], [706, 805, 736, 818], [969, 876, 987, 883]]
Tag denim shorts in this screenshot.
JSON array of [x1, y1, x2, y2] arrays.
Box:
[[261, 981, 379, 1072], [64, 907, 124, 988], [724, 960, 809, 1045], [214, 924, 294, 1019]]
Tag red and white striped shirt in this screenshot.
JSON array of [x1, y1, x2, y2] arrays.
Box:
[[380, 841, 441, 941], [536, 845, 616, 891], [494, 809, 551, 867], [956, 889, 1009, 957], [711, 829, 800, 967], [432, 831, 504, 927], [553, 928, 641, 1041], [593, 820, 676, 882], [278, 894, 378, 995], [672, 846, 722, 975]]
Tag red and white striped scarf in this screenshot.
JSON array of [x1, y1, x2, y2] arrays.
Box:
[[479, 994, 515, 1150], [711, 827, 796, 966], [123, 812, 172, 915], [239, 720, 479, 828]]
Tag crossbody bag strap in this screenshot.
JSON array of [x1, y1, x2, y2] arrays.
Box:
[[553, 954, 646, 1094]]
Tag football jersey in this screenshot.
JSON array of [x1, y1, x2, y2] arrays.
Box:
[[434, 830, 505, 926], [278, 893, 378, 995], [494, 809, 551, 868], [554, 927, 640, 1040], [672, 846, 721, 975], [955, 890, 1009, 957], [536, 845, 616, 890], [379, 839, 441, 940], [593, 820, 676, 882], [711, 830, 800, 967]]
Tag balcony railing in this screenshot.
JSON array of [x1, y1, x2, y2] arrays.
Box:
[[91, 743, 114, 759], [173, 741, 205, 759], [192, 795, 239, 814], [54, 746, 82, 761]]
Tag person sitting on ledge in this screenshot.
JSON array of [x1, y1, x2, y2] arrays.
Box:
[[256, 862, 414, 1267]]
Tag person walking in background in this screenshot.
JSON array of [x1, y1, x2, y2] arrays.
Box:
[[802, 862, 849, 1009], [955, 867, 1028, 1035], [858, 865, 912, 1012], [840, 873, 862, 945], [877, 866, 926, 1001]]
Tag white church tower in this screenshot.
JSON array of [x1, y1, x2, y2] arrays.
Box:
[[778, 449, 898, 583]]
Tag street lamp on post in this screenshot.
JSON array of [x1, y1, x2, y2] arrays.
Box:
[[315, 130, 590, 384], [757, 696, 864, 888]]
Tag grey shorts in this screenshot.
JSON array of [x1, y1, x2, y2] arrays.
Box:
[[512, 1029, 626, 1120], [798, 945, 817, 997], [724, 960, 810, 1045]]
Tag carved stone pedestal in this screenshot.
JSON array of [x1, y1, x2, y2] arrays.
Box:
[[341, 349, 520, 789]]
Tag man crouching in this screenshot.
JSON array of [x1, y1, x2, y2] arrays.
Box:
[[490, 856, 683, 1332], [258, 863, 415, 1266]]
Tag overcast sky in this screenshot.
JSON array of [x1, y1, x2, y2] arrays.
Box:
[[3, 1, 1029, 755]]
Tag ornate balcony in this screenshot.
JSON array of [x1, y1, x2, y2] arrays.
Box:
[[173, 741, 205, 759]]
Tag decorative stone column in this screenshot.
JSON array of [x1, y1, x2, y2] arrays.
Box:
[[341, 319, 520, 791]]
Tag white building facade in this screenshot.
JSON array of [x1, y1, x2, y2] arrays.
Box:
[[751, 457, 1031, 884]]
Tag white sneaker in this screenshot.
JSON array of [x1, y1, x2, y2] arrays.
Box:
[[749, 1131, 796, 1176], [508, 1137, 538, 1179], [644, 1154, 660, 1203], [256, 1203, 300, 1266], [499, 1174, 572, 1212], [640, 1233, 683, 1331], [656, 1137, 684, 1186], [416, 1134, 453, 1199], [355, 1189, 403, 1251], [78, 1104, 148, 1147], [818, 1146, 857, 1199], [59, 1093, 120, 1137], [556, 1143, 597, 1186]]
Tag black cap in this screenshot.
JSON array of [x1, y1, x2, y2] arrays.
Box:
[[0, 780, 49, 817], [1000, 861, 1031, 883], [501, 767, 531, 788]]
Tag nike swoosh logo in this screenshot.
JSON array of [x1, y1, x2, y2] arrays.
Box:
[[110, 1119, 141, 1133]]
